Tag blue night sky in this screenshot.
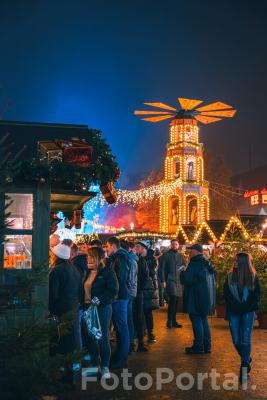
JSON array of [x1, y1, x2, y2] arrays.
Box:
[[0, 0, 267, 183]]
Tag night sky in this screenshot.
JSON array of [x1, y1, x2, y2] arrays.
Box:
[[1, 0, 266, 184]]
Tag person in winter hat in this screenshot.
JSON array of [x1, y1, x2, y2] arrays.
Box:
[[134, 241, 150, 352], [106, 237, 131, 369], [120, 240, 139, 354]]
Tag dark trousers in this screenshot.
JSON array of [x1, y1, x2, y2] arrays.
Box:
[[133, 293, 145, 343], [127, 295, 135, 346], [228, 312, 255, 365], [144, 308, 154, 333], [87, 304, 112, 368], [112, 299, 129, 365], [189, 313, 211, 350], [167, 295, 179, 323], [158, 278, 164, 305]]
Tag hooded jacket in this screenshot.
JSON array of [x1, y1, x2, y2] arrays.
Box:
[[107, 248, 130, 300], [49, 261, 82, 316], [128, 251, 138, 297], [180, 254, 216, 316]]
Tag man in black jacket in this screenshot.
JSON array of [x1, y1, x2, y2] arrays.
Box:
[[106, 237, 130, 369], [180, 244, 216, 355]]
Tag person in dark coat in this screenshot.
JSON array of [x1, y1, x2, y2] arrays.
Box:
[[106, 237, 130, 369], [223, 252, 260, 383], [134, 241, 151, 352], [120, 240, 139, 354], [49, 243, 82, 383], [83, 247, 119, 379], [180, 244, 216, 355], [144, 248, 159, 343], [70, 243, 89, 351], [160, 239, 184, 328]]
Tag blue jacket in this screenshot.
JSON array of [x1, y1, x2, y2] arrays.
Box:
[[107, 248, 130, 300]]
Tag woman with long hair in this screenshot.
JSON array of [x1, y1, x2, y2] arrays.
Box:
[[83, 247, 118, 379], [224, 252, 260, 383]]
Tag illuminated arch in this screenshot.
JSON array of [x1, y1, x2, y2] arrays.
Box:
[[187, 221, 217, 244], [201, 195, 210, 221], [220, 216, 250, 242], [169, 194, 182, 226], [183, 192, 199, 224]]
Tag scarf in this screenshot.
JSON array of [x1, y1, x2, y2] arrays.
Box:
[[228, 273, 250, 303]]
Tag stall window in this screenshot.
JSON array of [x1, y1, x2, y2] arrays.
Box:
[[6, 194, 33, 229], [262, 194, 267, 204], [3, 193, 33, 269]]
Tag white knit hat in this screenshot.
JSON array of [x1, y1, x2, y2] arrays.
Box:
[[52, 243, 71, 260], [137, 240, 150, 250]]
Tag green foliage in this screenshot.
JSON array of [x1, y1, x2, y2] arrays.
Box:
[[0, 264, 83, 400]]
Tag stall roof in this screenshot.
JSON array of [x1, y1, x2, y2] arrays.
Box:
[[0, 120, 91, 160]]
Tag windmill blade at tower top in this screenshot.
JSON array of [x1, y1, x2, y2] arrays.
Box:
[[196, 101, 233, 112], [141, 115, 174, 122], [195, 115, 222, 124], [143, 102, 177, 111], [178, 98, 203, 110], [200, 109, 237, 118], [134, 110, 173, 115]]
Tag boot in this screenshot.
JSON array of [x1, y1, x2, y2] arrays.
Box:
[[172, 321, 183, 328], [166, 320, 173, 329], [137, 341, 149, 352], [148, 332, 156, 343], [185, 345, 204, 354]]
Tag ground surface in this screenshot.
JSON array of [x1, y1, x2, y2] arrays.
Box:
[[62, 308, 267, 400]]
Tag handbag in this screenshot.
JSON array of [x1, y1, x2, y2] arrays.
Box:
[[83, 305, 102, 340]]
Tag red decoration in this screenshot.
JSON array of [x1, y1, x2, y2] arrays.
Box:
[[50, 213, 63, 234], [100, 182, 118, 204], [73, 210, 83, 229], [113, 166, 121, 183]]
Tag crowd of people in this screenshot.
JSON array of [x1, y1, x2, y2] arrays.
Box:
[[48, 234, 260, 385]]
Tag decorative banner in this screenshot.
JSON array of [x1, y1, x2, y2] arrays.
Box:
[[244, 190, 259, 198]]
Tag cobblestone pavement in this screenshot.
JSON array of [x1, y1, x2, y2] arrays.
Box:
[[62, 308, 267, 400]]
